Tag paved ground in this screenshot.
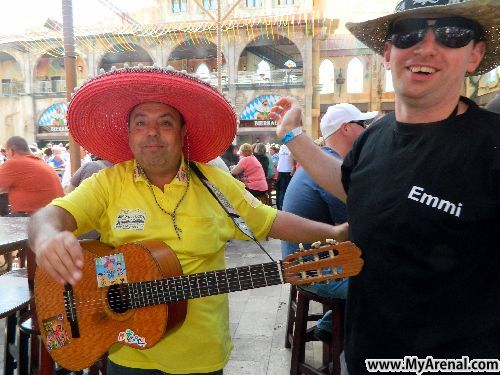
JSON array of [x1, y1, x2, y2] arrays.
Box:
[[0, 238, 324, 375]]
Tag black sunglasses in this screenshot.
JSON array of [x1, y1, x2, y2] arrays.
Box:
[[350, 120, 368, 128], [388, 17, 484, 49]]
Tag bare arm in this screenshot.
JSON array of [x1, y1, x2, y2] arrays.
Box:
[[271, 97, 347, 202], [230, 161, 244, 176], [269, 211, 349, 244], [28, 205, 83, 285]]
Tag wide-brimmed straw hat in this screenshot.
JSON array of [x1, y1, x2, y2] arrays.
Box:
[[67, 66, 238, 164], [346, 0, 499, 76]]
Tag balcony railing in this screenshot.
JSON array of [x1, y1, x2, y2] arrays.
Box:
[[236, 69, 303, 86], [0, 81, 25, 95], [34, 79, 66, 94], [199, 73, 229, 88], [22, 70, 303, 96]]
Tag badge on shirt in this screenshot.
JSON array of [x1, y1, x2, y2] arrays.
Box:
[[113, 209, 146, 231]]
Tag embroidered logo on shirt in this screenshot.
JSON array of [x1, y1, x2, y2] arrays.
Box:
[[408, 186, 463, 218], [113, 209, 146, 230]]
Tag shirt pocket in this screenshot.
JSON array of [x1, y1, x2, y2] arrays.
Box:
[[177, 216, 226, 258]]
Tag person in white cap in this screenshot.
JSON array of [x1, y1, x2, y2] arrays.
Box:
[[281, 103, 376, 344], [270, 0, 500, 373]]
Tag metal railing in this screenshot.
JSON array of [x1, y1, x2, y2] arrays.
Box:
[[0, 81, 25, 95], [27, 70, 303, 95], [34, 80, 66, 94], [236, 69, 303, 85]]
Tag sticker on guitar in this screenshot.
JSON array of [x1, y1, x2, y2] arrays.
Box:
[[117, 329, 147, 347], [42, 315, 70, 350], [94, 253, 128, 287]]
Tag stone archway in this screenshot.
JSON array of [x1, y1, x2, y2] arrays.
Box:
[[98, 44, 154, 71]]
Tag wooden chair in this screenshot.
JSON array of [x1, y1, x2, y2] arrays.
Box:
[[288, 287, 346, 375], [266, 178, 277, 207]]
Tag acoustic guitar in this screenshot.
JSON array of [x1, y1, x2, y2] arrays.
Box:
[[34, 240, 363, 370]]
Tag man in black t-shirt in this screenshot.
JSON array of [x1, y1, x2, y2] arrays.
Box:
[[270, 0, 500, 374]]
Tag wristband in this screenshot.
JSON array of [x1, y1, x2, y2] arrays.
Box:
[[280, 127, 303, 144]]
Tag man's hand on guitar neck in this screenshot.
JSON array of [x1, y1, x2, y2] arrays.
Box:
[[28, 206, 84, 285]]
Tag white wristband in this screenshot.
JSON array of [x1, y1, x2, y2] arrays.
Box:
[[281, 127, 303, 144]]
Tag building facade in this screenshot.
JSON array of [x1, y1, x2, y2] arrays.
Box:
[[0, 0, 498, 146]]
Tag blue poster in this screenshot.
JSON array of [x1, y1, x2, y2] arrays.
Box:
[[38, 103, 68, 133], [241, 94, 281, 121]]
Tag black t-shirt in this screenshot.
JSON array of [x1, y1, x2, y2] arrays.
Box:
[[342, 97, 500, 374]]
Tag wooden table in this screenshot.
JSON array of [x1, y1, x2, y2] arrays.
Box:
[[0, 268, 31, 318], [0, 216, 29, 256], [0, 216, 35, 284]]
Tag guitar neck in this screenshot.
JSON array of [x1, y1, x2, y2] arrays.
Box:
[[125, 261, 284, 309]]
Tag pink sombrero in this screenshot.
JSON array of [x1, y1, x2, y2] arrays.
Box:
[[67, 66, 238, 164]]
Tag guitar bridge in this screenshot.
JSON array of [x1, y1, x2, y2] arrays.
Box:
[[64, 283, 80, 338]]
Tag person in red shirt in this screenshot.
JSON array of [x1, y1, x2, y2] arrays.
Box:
[[0, 136, 64, 215]]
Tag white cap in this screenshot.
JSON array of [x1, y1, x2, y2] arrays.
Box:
[[320, 103, 378, 140]]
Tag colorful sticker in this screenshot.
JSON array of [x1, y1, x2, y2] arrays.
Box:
[[113, 209, 146, 230], [95, 253, 128, 287], [117, 329, 147, 348], [42, 315, 70, 350]]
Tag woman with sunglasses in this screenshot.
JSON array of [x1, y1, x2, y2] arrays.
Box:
[[271, 0, 500, 374]]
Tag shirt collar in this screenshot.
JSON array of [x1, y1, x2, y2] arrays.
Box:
[[133, 156, 189, 186]]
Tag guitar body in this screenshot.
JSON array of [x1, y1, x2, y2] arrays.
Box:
[[34, 240, 187, 371]]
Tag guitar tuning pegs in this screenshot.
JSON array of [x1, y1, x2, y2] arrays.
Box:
[[298, 243, 305, 251], [311, 241, 321, 249], [326, 238, 338, 245]]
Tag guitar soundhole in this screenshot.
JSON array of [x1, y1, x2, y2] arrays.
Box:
[[107, 285, 130, 313]]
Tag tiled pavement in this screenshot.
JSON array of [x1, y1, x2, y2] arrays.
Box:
[[0, 238, 324, 375]]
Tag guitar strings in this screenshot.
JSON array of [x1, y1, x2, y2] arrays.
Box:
[[61, 267, 336, 316], [63, 271, 284, 315], [61, 248, 343, 315]]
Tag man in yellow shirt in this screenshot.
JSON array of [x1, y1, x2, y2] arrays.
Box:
[[28, 67, 348, 375]]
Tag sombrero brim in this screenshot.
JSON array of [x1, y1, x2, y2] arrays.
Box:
[[68, 67, 238, 164], [346, 0, 499, 76]]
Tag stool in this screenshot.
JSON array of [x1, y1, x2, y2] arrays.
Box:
[[285, 285, 298, 348], [288, 287, 345, 375]]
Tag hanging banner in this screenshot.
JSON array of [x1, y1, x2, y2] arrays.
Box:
[[38, 103, 68, 133], [240, 94, 280, 127]]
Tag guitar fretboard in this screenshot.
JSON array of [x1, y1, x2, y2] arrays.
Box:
[[124, 261, 283, 309]]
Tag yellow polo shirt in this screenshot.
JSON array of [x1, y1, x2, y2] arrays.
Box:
[[51, 160, 277, 374]]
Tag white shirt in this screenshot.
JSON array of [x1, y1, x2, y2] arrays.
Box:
[[277, 145, 294, 172]]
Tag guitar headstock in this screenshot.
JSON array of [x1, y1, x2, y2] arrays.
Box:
[[281, 241, 363, 285]]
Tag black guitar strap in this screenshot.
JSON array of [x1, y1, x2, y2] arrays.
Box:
[[189, 162, 275, 262]]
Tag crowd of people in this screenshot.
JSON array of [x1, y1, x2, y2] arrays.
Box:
[[0, 134, 298, 219], [1, 0, 499, 373]]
